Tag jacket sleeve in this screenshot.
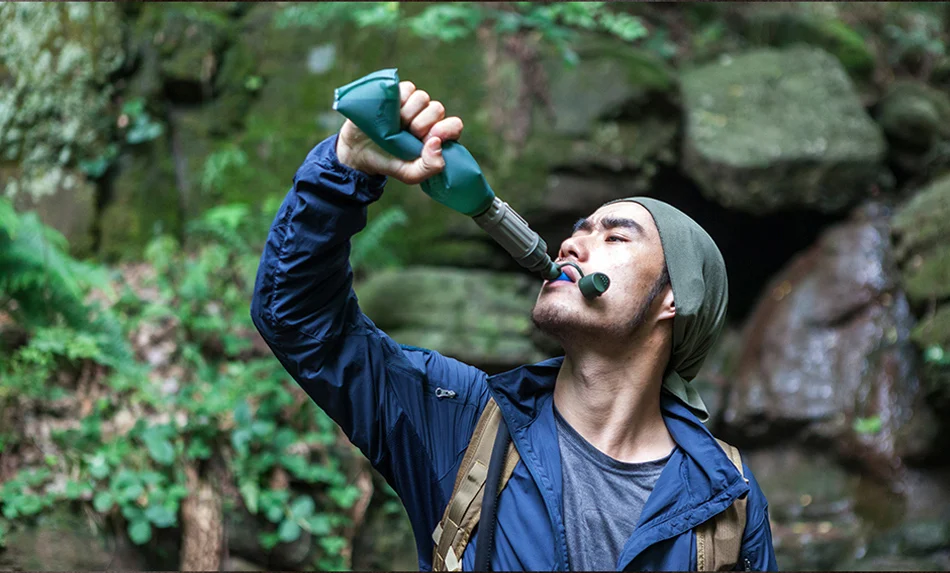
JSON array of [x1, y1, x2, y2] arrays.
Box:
[[250, 134, 489, 539], [738, 462, 778, 571]]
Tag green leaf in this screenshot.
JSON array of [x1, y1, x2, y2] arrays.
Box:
[[138, 471, 165, 486], [273, 428, 297, 451], [265, 504, 284, 524], [2, 503, 19, 520], [119, 483, 144, 503], [93, 491, 114, 513], [231, 428, 252, 456], [18, 495, 44, 516], [128, 519, 152, 545], [64, 480, 84, 500], [853, 416, 883, 435], [318, 535, 347, 556], [290, 496, 315, 520], [251, 419, 275, 438], [234, 400, 252, 427], [144, 435, 175, 465], [145, 505, 177, 528], [306, 514, 332, 536], [240, 482, 259, 514], [186, 439, 213, 460], [258, 531, 281, 550], [328, 485, 361, 509], [278, 519, 301, 543]]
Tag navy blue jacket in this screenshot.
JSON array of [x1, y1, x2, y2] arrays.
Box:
[[251, 135, 778, 571]]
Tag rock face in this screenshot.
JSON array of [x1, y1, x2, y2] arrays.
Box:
[[891, 174, 950, 412], [9, 169, 97, 255], [681, 47, 886, 214], [746, 445, 950, 571], [892, 174, 950, 349], [723, 205, 935, 474], [0, 3, 125, 255], [355, 267, 547, 373]]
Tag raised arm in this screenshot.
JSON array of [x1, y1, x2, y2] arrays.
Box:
[[250, 85, 489, 564]]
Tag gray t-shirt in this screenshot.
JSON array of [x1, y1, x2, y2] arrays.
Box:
[[555, 407, 672, 571]]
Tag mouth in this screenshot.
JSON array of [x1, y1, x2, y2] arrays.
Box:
[[543, 262, 582, 288]]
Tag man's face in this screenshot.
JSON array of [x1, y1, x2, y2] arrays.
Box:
[[531, 202, 671, 344]]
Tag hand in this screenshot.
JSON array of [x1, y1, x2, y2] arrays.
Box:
[[336, 81, 464, 185]]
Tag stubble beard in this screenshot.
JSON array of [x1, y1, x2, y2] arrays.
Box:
[[531, 293, 654, 347], [530, 277, 667, 348]]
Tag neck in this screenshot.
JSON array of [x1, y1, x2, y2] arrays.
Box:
[[552, 328, 675, 463]]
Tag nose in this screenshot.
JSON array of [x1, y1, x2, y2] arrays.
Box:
[[558, 233, 589, 262]]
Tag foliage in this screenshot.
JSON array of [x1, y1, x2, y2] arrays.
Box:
[[883, 6, 947, 66], [0, 197, 121, 339], [120, 98, 166, 146], [351, 206, 409, 275], [0, 192, 408, 569], [201, 145, 250, 195], [274, 2, 648, 64]]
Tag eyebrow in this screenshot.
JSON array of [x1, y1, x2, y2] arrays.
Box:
[[572, 216, 645, 236]]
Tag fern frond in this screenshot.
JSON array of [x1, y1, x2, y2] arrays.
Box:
[[351, 206, 408, 272]]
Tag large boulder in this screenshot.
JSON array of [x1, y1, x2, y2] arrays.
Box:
[[722, 204, 935, 475], [0, 3, 125, 255], [680, 47, 886, 214], [354, 267, 547, 372], [547, 38, 676, 137]]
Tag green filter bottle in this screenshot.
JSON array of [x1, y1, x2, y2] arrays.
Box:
[[334, 69, 609, 298]]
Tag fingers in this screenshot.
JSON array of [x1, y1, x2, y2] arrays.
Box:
[[425, 116, 463, 143], [399, 81, 415, 105], [391, 136, 445, 185], [409, 100, 445, 139], [401, 89, 430, 128]]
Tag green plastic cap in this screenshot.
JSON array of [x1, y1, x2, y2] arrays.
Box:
[[578, 272, 610, 299]]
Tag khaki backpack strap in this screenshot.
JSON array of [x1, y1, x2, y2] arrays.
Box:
[[695, 439, 749, 571], [432, 398, 520, 571]]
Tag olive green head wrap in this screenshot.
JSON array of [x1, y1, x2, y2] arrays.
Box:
[[604, 197, 728, 422]]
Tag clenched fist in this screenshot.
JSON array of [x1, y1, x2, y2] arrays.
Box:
[[335, 81, 464, 185]]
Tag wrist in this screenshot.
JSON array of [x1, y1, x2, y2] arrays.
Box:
[[335, 136, 381, 177]]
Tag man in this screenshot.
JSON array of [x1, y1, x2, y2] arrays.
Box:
[[251, 80, 777, 571]]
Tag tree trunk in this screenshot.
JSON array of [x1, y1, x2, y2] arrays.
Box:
[[180, 462, 223, 571]]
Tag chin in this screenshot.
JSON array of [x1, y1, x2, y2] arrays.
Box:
[[531, 299, 597, 343]]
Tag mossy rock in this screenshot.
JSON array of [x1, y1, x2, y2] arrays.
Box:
[[892, 174, 950, 349], [354, 266, 545, 371], [876, 81, 950, 173], [680, 46, 886, 214], [892, 174, 950, 299], [547, 36, 677, 137], [0, 3, 125, 252], [99, 137, 181, 261], [134, 3, 234, 102], [7, 168, 97, 257]]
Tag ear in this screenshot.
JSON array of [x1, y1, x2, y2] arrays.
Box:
[[657, 286, 675, 321]]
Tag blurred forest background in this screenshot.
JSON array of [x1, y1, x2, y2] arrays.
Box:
[[2, 1, 950, 571]]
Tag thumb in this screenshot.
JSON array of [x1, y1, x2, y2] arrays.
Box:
[[394, 136, 444, 185]]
